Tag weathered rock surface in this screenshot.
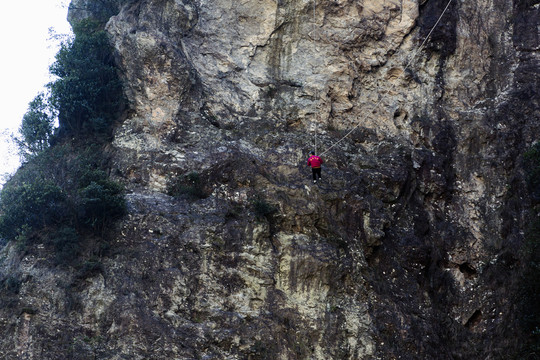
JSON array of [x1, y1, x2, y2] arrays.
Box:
[[1, 0, 539, 359]]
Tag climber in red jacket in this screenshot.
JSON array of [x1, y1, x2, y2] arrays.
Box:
[[307, 151, 323, 183]]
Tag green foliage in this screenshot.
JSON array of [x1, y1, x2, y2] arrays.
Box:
[[251, 196, 278, 220], [52, 226, 80, 265], [48, 19, 125, 137], [69, 0, 137, 24], [79, 175, 126, 230], [0, 179, 65, 241], [0, 16, 126, 267], [168, 172, 207, 199], [14, 93, 56, 160], [0, 144, 125, 262]]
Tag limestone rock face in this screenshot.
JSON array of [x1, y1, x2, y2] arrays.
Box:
[[0, 0, 539, 359]]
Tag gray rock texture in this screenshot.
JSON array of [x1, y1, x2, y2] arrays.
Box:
[[1, 0, 539, 359]]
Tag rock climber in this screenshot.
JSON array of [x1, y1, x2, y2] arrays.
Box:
[[307, 151, 323, 183]]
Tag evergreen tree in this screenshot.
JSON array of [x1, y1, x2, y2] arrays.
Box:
[[48, 19, 124, 136], [15, 93, 55, 160]]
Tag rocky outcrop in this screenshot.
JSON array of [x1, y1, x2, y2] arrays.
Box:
[[0, 0, 538, 359]]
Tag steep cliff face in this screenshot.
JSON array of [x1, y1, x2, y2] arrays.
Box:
[[1, 0, 539, 359]]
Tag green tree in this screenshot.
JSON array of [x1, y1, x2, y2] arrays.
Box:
[[15, 93, 55, 160], [48, 19, 124, 136], [68, 0, 136, 25], [0, 18, 127, 262], [0, 144, 125, 252], [0, 179, 65, 242], [78, 168, 126, 231]]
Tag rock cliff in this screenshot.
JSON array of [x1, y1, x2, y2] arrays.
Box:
[[1, 0, 539, 359]]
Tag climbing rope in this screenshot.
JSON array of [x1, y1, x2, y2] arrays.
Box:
[[318, 0, 455, 157], [312, 0, 318, 155]]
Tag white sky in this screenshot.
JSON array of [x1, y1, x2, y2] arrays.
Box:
[[0, 0, 72, 185]]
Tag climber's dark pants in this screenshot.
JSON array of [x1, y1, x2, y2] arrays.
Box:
[[312, 167, 321, 180]]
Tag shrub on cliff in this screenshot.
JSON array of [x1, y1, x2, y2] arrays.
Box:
[[168, 172, 207, 200], [78, 169, 126, 232], [251, 195, 278, 221], [0, 144, 125, 258], [52, 226, 80, 265], [0, 178, 65, 242]]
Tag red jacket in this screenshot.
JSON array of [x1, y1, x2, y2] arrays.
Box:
[[307, 155, 323, 168]]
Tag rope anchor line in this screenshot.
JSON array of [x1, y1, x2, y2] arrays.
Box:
[[311, 0, 454, 157], [311, 0, 318, 155]]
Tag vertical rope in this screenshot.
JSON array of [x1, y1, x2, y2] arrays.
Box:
[[312, 0, 318, 155]]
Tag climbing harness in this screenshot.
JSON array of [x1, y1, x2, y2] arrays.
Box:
[[316, 0, 455, 157]]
